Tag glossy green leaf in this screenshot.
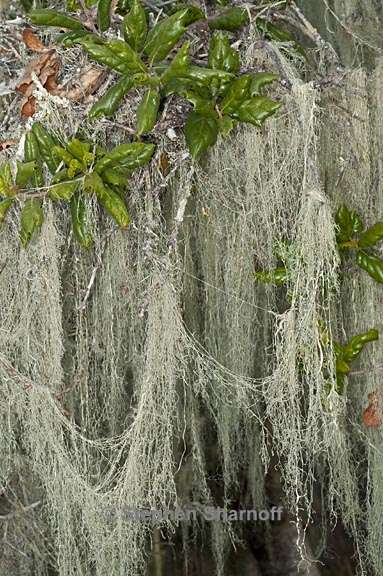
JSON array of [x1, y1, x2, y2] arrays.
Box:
[[15, 161, 36, 188], [356, 251, 383, 284], [24, 131, 40, 163], [208, 7, 249, 32], [89, 75, 134, 119], [94, 142, 155, 172], [70, 191, 93, 247], [250, 72, 279, 95], [143, 6, 204, 63], [335, 204, 363, 244], [136, 89, 161, 136], [163, 76, 210, 101], [122, 0, 147, 50], [254, 267, 287, 286], [32, 122, 60, 174], [24, 132, 44, 188], [88, 172, 130, 227], [57, 30, 97, 47], [97, 0, 112, 32], [108, 39, 147, 72], [20, 199, 44, 247], [182, 65, 234, 97], [161, 42, 190, 84], [184, 111, 219, 159], [220, 74, 252, 113], [358, 222, 383, 248], [230, 95, 281, 126], [29, 9, 85, 30], [208, 31, 240, 73], [0, 199, 14, 225], [343, 329, 379, 363], [75, 36, 146, 74], [335, 358, 351, 375]]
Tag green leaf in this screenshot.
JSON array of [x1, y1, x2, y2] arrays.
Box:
[[20, 199, 44, 247], [208, 31, 240, 73], [101, 167, 130, 187], [87, 172, 130, 227], [230, 95, 281, 126], [70, 191, 93, 247], [15, 161, 36, 188], [161, 42, 190, 84], [250, 72, 279, 95], [220, 74, 252, 114], [67, 139, 93, 165], [254, 267, 287, 286], [50, 179, 80, 201], [0, 199, 14, 225], [143, 6, 204, 64], [122, 0, 147, 50], [94, 142, 155, 172], [97, 0, 112, 32], [24, 131, 40, 163], [53, 146, 76, 166], [335, 358, 351, 375], [32, 123, 60, 174], [182, 65, 234, 97], [343, 329, 379, 363], [255, 19, 306, 58], [108, 39, 147, 72], [29, 9, 85, 30], [24, 132, 44, 188], [218, 115, 234, 136], [75, 36, 146, 74], [57, 30, 96, 47], [335, 204, 363, 244], [136, 89, 161, 136], [358, 222, 383, 248], [208, 7, 249, 32], [184, 111, 219, 159], [163, 76, 210, 101], [356, 251, 383, 284], [0, 163, 14, 197], [89, 75, 134, 119]]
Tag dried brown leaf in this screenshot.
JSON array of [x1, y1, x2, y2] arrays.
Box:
[[0, 140, 17, 151], [16, 49, 61, 117], [22, 28, 45, 52], [20, 96, 37, 118], [55, 67, 106, 102], [362, 391, 383, 428]]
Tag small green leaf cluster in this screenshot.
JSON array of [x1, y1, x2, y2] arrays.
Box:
[[332, 329, 379, 394], [29, 1, 281, 159], [254, 207, 383, 397], [336, 204, 383, 284], [0, 123, 154, 247]]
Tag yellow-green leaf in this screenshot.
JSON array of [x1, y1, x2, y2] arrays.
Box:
[[20, 199, 44, 247]]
